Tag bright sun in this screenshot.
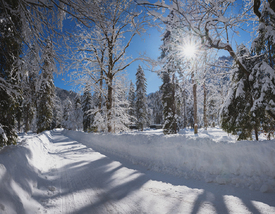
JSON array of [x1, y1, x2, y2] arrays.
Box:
[[183, 44, 197, 59]]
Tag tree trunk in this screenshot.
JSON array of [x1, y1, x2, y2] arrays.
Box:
[[172, 73, 177, 133], [203, 80, 207, 130], [99, 69, 103, 111], [24, 107, 30, 133], [183, 89, 187, 128], [254, 127, 259, 141], [107, 77, 113, 133], [192, 72, 198, 134]]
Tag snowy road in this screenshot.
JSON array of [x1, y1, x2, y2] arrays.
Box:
[[30, 130, 275, 213]]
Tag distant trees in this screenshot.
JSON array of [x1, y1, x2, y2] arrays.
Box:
[[1, 0, 275, 146], [147, 91, 163, 125]]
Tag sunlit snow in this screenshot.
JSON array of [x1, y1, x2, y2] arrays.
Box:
[[0, 128, 274, 213]]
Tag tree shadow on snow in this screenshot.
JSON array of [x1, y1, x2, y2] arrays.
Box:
[[78, 138, 275, 213], [39, 131, 275, 214]]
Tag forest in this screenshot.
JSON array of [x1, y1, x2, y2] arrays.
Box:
[[1, 0, 275, 147]]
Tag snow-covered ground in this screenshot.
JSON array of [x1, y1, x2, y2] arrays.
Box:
[[64, 128, 275, 193], [0, 128, 274, 213]]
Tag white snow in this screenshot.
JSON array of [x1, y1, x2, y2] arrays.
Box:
[[63, 128, 275, 192], [0, 128, 275, 213]]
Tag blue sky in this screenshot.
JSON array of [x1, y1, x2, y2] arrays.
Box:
[[54, 20, 163, 94], [124, 27, 163, 94], [54, 0, 253, 95]]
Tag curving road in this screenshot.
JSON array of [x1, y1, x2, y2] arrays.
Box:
[[33, 130, 275, 214]]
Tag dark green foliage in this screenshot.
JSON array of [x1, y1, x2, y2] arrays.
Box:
[[82, 85, 93, 132], [128, 81, 136, 123], [135, 65, 147, 131], [158, 12, 178, 134], [36, 41, 55, 133], [147, 91, 163, 125], [22, 46, 38, 133], [221, 41, 275, 140], [250, 3, 275, 138], [220, 46, 254, 140], [52, 95, 62, 129], [0, 0, 22, 145], [161, 72, 177, 135]]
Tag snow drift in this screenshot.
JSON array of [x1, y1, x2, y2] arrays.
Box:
[[63, 128, 275, 193], [0, 131, 52, 213]]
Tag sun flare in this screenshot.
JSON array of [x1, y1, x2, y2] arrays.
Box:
[[183, 44, 197, 59]]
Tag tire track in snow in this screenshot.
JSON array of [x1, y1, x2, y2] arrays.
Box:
[[44, 131, 123, 213], [39, 130, 275, 214]]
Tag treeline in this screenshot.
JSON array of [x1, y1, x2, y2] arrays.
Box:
[[1, 0, 275, 147]]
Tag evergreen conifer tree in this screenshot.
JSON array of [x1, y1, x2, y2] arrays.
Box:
[[36, 40, 55, 133], [73, 94, 83, 130], [220, 45, 255, 140], [221, 2, 275, 140], [250, 1, 275, 138], [161, 72, 177, 134], [82, 84, 93, 132], [52, 95, 63, 129], [158, 10, 179, 134], [147, 91, 163, 125], [62, 98, 73, 130], [128, 81, 136, 124], [135, 65, 147, 131], [0, 0, 22, 145], [22, 45, 38, 133]]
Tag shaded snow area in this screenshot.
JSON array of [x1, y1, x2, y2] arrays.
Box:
[[64, 128, 275, 193], [0, 129, 274, 213]]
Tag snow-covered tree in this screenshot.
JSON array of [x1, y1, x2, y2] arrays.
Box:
[[52, 95, 63, 129], [135, 65, 147, 131], [72, 94, 83, 131], [128, 81, 136, 124], [1, 0, 71, 142], [93, 75, 131, 133], [220, 0, 275, 140], [158, 11, 181, 134], [36, 40, 56, 133], [204, 56, 232, 128], [82, 84, 93, 132], [250, 1, 275, 138], [111, 76, 132, 132], [0, 0, 22, 145], [21, 45, 39, 133], [140, 0, 256, 76], [220, 45, 257, 140], [147, 90, 163, 125], [70, 0, 150, 133], [62, 98, 73, 130], [161, 72, 177, 134]]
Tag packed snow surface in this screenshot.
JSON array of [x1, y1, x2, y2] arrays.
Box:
[[64, 128, 275, 192], [0, 128, 274, 213]]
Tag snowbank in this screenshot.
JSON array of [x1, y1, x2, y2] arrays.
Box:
[[63, 128, 275, 192], [0, 131, 52, 213]]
